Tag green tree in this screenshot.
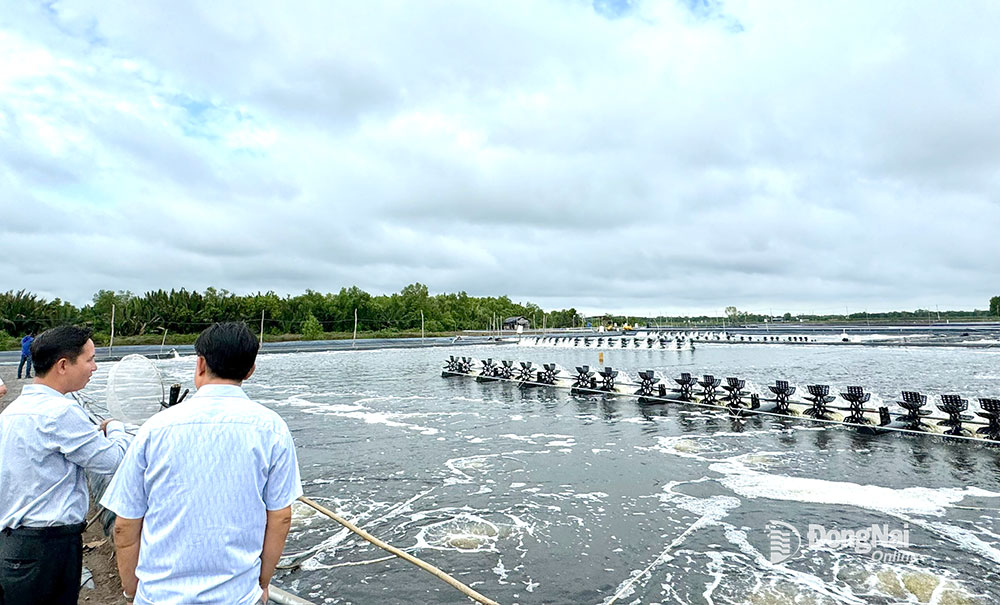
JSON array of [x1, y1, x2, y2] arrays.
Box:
[[301, 313, 323, 340]]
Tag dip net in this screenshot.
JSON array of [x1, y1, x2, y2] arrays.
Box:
[[106, 353, 166, 425]]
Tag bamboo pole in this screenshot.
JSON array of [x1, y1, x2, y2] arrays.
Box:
[[269, 585, 316, 605], [297, 496, 500, 605]]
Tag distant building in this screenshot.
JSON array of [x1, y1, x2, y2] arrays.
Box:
[[503, 316, 530, 330]]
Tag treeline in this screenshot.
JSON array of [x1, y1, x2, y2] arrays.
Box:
[[0, 285, 580, 344]]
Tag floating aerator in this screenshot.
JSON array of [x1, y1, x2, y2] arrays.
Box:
[[635, 370, 659, 397], [897, 391, 931, 429], [722, 377, 746, 407], [840, 386, 871, 424], [803, 384, 835, 419], [675, 373, 697, 401], [976, 398, 1000, 440], [537, 363, 559, 385], [479, 358, 498, 378], [573, 366, 596, 390], [516, 361, 535, 382], [936, 394, 969, 436], [497, 360, 514, 379], [598, 367, 618, 392], [768, 380, 797, 415], [699, 375, 721, 404]]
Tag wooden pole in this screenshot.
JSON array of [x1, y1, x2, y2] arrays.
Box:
[[260, 310, 265, 347], [109, 304, 115, 359], [297, 496, 500, 605], [352, 308, 358, 348], [420, 310, 424, 343]]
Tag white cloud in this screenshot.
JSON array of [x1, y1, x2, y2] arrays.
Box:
[[1, 0, 999, 315]]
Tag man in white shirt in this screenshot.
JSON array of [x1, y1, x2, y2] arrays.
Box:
[[102, 321, 302, 604], [0, 326, 129, 605], [0, 375, 7, 399]]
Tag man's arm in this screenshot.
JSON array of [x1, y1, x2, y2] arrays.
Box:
[[114, 516, 143, 599], [259, 506, 292, 600], [56, 405, 129, 474]]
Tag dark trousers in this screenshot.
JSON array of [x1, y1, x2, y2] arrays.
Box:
[[16, 355, 31, 379], [0, 524, 84, 605]]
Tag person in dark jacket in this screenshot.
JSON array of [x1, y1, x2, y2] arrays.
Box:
[[18, 333, 34, 379]]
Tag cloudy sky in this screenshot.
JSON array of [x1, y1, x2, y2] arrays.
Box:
[[1, 1, 998, 316]]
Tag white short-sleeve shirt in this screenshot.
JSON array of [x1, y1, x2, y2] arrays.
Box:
[[101, 384, 302, 605]]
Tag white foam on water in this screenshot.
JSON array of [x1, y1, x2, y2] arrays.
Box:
[[493, 558, 509, 583], [545, 439, 576, 448], [444, 450, 535, 485], [906, 518, 1000, 565], [324, 409, 441, 435], [701, 551, 727, 604], [721, 526, 869, 604], [602, 488, 741, 605], [710, 458, 1000, 516], [412, 512, 501, 553], [497, 433, 575, 445]]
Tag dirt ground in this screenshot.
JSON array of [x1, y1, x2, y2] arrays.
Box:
[[0, 367, 128, 604]]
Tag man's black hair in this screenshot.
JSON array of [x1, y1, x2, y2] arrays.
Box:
[[194, 322, 259, 381], [31, 326, 93, 375]]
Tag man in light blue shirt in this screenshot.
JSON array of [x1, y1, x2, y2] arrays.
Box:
[[0, 325, 129, 605], [102, 321, 302, 604]]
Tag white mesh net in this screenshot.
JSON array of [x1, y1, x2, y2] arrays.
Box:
[[106, 354, 165, 424]]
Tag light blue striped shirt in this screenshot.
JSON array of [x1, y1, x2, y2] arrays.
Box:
[[0, 384, 129, 529], [101, 384, 302, 605]]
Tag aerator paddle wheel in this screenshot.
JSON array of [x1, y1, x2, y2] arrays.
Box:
[[443, 356, 473, 376], [803, 384, 836, 419], [976, 398, 1000, 441], [936, 395, 970, 436], [840, 386, 872, 424], [722, 377, 746, 408], [674, 373, 697, 401], [635, 370, 659, 398], [598, 367, 618, 392], [698, 375, 721, 404], [572, 366, 596, 391], [536, 363, 559, 385], [515, 362, 535, 382], [897, 391, 932, 430], [768, 380, 797, 415], [496, 360, 514, 380], [479, 359, 498, 377]]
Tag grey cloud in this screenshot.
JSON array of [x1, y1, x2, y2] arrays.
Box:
[[1, 1, 999, 315]]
